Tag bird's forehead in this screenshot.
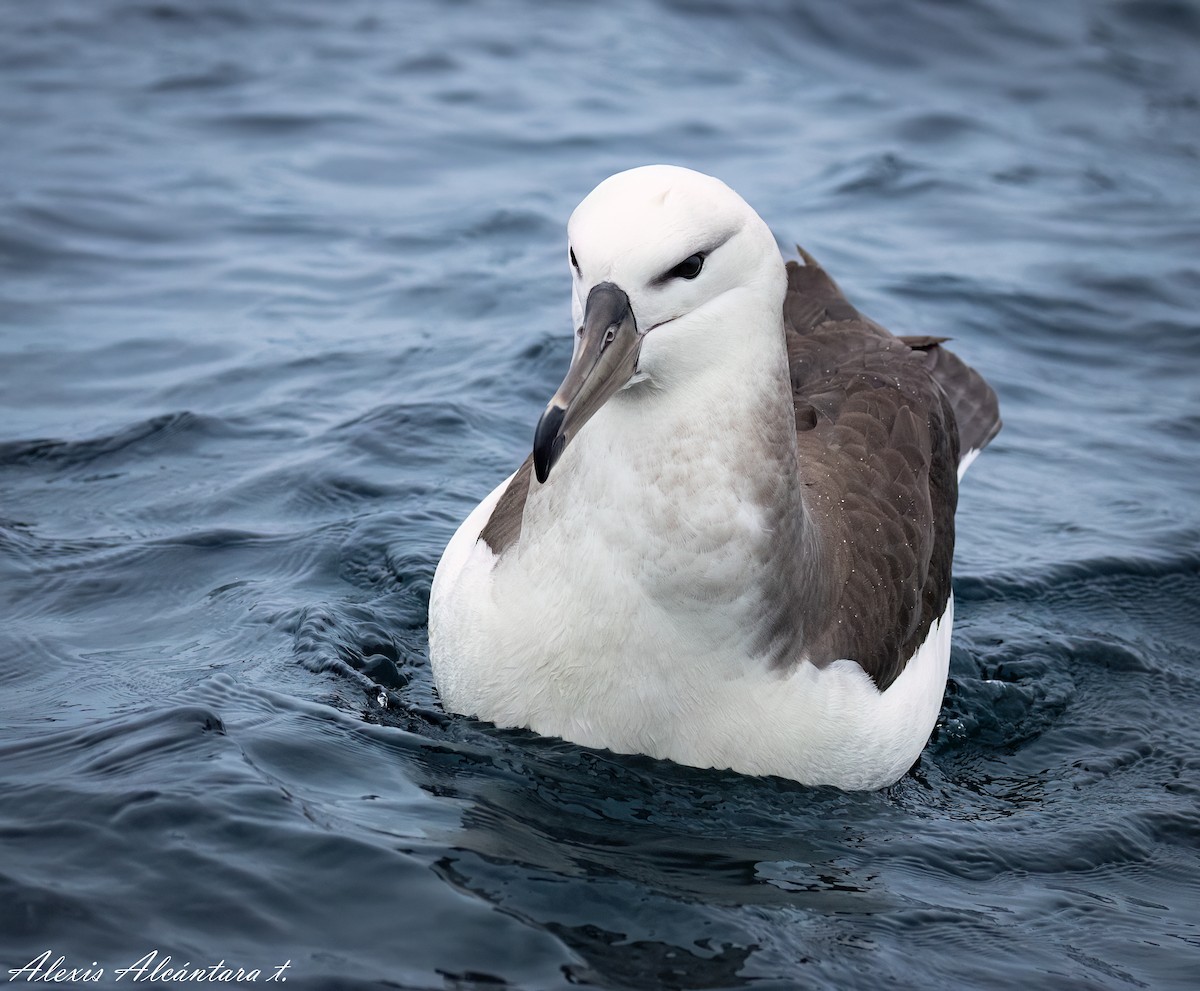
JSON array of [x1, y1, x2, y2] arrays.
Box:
[[568, 166, 747, 270]]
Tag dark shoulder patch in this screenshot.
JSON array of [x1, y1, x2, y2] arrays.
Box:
[[479, 456, 533, 556], [784, 250, 857, 334]]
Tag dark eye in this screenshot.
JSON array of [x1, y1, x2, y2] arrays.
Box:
[[667, 252, 704, 280], [569, 247, 580, 272]]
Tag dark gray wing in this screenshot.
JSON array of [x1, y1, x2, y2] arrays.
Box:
[[898, 336, 1001, 467], [783, 250, 961, 690]]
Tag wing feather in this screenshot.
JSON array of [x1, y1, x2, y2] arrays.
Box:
[[782, 252, 991, 688]]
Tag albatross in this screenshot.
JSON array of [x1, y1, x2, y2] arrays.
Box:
[[428, 165, 1000, 790]]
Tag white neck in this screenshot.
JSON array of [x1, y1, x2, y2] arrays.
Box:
[[518, 294, 810, 662]]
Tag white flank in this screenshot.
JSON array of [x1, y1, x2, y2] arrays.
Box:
[[957, 446, 981, 480]]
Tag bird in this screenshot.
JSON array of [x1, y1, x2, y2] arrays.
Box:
[[428, 164, 1000, 790]]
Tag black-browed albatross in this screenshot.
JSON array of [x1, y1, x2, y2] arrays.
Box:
[[429, 165, 1000, 790]]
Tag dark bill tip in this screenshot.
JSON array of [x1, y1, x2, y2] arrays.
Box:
[[533, 403, 567, 483]]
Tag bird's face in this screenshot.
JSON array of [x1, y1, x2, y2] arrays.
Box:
[[533, 164, 785, 483]]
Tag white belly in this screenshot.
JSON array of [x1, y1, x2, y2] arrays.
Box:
[[429, 475, 952, 791]]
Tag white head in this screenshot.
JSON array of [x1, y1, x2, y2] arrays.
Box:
[[533, 165, 787, 482]]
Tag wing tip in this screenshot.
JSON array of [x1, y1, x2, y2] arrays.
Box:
[[794, 244, 819, 268]]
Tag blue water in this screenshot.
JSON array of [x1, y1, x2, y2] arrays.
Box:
[[2, 1, 1198, 988]]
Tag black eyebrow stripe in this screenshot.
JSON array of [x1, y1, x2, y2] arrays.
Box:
[[650, 231, 735, 286]]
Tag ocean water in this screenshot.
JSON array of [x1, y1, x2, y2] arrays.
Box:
[[2, 1, 1198, 988]]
